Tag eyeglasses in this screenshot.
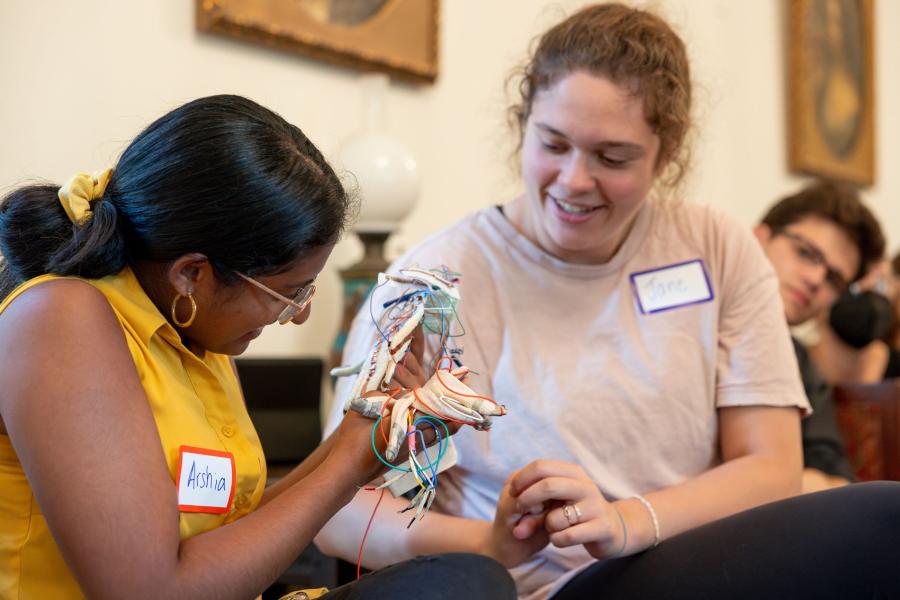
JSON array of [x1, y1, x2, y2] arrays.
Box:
[[236, 272, 316, 325], [774, 229, 850, 294]]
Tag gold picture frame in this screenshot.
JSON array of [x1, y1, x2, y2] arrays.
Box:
[[196, 0, 439, 84], [788, 0, 874, 185]]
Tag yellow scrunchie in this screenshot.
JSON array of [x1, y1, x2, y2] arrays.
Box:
[[57, 168, 113, 225]]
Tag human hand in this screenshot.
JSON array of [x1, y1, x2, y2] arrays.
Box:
[[483, 470, 550, 568], [390, 324, 427, 390], [510, 460, 630, 560], [327, 408, 397, 487], [802, 468, 850, 494], [331, 394, 462, 488]]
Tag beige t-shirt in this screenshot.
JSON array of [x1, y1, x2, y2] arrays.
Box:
[[328, 199, 809, 599]]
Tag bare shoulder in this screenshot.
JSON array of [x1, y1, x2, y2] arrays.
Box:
[[0, 278, 121, 346], [0, 277, 182, 593], [0, 278, 138, 419]]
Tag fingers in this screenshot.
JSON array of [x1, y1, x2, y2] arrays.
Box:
[[347, 391, 389, 419], [391, 328, 427, 389], [409, 323, 425, 366], [543, 500, 590, 534], [391, 362, 422, 389], [498, 462, 628, 559], [497, 475, 546, 540], [548, 519, 616, 549], [538, 500, 625, 558], [402, 349, 426, 381], [509, 459, 589, 496], [512, 513, 545, 540], [514, 474, 596, 509]]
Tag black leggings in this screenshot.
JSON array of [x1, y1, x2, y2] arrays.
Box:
[[553, 482, 900, 599], [319, 552, 516, 600]]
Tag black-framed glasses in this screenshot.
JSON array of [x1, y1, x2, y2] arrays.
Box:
[[774, 229, 850, 294], [236, 273, 316, 325]]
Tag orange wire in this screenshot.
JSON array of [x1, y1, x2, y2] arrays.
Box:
[[378, 410, 389, 445], [435, 354, 453, 371], [357, 488, 386, 580], [434, 368, 500, 406], [376, 385, 406, 444]]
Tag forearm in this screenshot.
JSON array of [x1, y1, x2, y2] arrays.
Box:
[[259, 428, 337, 505], [619, 451, 801, 552], [617, 406, 804, 549], [316, 487, 490, 569], [165, 457, 360, 600]]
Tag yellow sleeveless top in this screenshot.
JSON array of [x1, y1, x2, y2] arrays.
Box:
[[0, 269, 267, 599]]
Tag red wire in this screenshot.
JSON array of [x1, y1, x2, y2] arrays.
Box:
[[357, 488, 386, 580], [377, 386, 405, 444], [379, 411, 390, 444], [434, 368, 502, 409], [435, 353, 454, 371]]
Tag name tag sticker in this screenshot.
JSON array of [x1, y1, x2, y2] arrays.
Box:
[[176, 446, 236, 514], [630, 259, 714, 314]]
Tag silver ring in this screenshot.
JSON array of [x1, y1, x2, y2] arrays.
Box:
[[563, 503, 580, 526]]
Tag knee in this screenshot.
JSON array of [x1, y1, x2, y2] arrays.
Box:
[[834, 481, 900, 531], [853, 481, 900, 510], [409, 553, 516, 599]]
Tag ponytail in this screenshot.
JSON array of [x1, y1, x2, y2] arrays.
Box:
[[0, 181, 126, 300]]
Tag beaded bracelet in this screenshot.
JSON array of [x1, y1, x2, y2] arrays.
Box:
[[633, 494, 660, 548]]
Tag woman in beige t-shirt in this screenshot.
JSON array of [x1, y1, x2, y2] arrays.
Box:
[[320, 4, 900, 599]]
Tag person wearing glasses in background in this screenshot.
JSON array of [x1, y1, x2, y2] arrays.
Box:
[[0, 95, 514, 599], [754, 179, 885, 493]]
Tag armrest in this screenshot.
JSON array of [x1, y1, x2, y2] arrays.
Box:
[[834, 379, 900, 481]]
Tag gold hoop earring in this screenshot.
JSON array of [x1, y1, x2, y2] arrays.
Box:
[[170, 292, 197, 328]]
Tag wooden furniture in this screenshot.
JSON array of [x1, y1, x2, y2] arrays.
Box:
[[833, 379, 900, 481]]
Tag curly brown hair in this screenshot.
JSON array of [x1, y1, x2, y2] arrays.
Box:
[[508, 3, 693, 189]]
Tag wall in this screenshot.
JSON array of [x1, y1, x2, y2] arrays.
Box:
[[2, 1, 898, 370]]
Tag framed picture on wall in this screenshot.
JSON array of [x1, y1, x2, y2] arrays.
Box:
[[196, 0, 439, 84], [787, 0, 874, 185]]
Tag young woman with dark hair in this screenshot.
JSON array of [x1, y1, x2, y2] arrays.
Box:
[[0, 95, 514, 600]]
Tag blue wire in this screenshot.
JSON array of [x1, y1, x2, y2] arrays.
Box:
[[369, 414, 451, 476], [413, 420, 446, 481], [383, 290, 425, 309], [370, 414, 411, 473], [368, 279, 392, 344], [410, 429, 438, 487], [412, 416, 449, 486], [362, 269, 459, 491]]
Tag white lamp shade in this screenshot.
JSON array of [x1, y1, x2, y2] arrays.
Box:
[[339, 132, 419, 233], [337, 73, 420, 234]]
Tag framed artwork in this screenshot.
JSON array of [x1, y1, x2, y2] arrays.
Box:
[[788, 0, 874, 185], [196, 0, 439, 84]]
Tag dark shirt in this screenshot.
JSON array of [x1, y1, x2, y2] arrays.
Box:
[[793, 338, 857, 482], [883, 347, 900, 379]]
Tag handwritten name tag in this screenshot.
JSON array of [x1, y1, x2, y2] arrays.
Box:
[[177, 446, 236, 514], [630, 259, 713, 314]]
